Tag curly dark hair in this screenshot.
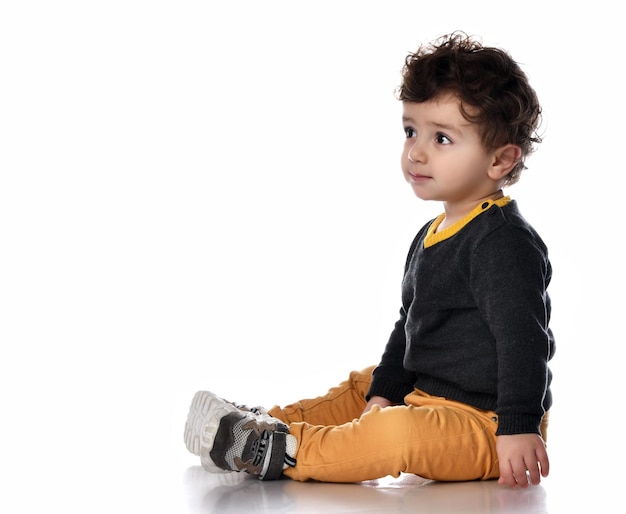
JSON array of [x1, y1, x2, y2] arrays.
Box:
[[397, 32, 542, 185]]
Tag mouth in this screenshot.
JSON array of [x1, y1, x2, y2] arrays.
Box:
[[408, 173, 431, 182]]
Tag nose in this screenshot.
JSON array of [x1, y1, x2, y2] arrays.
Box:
[[407, 140, 423, 164]]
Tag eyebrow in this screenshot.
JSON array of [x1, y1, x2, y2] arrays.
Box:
[[431, 121, 464, 135], [404, 116, 462, 133]]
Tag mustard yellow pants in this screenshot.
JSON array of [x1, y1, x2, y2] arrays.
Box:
[[268, 366, 548, 483]]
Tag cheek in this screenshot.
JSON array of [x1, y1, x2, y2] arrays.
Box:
[[400, 152, 409, 172], [400, 158, 412, 178]]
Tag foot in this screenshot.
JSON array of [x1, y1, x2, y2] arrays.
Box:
[[184, 391, 289, 480]]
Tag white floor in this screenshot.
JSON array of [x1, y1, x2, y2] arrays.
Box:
[[183, 468, 541, 513], [180, 462, 614, 514]]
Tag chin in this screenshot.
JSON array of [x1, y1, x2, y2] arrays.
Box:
[[410, 186, 433, 201]]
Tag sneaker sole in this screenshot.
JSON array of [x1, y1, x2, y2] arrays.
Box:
[[184, 391, 241, 474]]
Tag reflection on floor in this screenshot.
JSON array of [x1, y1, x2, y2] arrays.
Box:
[[183, 466, 550, 514]]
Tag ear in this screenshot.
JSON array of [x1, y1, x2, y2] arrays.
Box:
[[488, 144, 521, 180]]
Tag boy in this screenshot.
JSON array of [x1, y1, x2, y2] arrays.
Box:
[[184, 32, 554, 488]]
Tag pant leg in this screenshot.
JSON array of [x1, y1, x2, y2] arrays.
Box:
[[271, 367, 548, 483], [268, 366, 374, 426], [283, 388, 501, 483]]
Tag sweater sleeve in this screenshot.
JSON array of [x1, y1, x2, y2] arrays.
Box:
[[366, 230, 426, 403], [366, 308, 416, 403], [470, 224, 553, 435]]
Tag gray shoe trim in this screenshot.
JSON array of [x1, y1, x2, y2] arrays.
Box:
[[260, 429, 287, 481]]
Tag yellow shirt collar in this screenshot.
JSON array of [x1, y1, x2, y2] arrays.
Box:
[[424, 196, 511, 248]]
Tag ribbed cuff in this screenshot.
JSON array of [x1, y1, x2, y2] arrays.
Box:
[[495, 413, 542, 436], [366, 381, 413, 405]]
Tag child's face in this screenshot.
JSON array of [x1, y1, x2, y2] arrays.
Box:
[[401, 95, 500, 204]]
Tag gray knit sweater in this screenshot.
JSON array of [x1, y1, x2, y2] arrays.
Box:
[[367, 197, 554, 436]]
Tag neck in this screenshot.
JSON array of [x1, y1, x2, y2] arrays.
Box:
[[439, 190, 504, 231]]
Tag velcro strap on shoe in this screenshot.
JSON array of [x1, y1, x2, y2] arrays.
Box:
[[260, 430, 287, 480]]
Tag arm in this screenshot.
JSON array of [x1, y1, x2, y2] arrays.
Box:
[[366, 229, 426, 404], [471, 225, 553, 486], [471, 226, 553, 434]]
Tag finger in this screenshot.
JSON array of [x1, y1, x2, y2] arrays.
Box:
[[525, 458, 541, 485], [498, 462, 517, 487], [537, 448, 550, 477], [511, 463, 530, 488]]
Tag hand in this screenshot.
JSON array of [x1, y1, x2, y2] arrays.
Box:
[[362, 395, 394, 415], [496, 434, 549, 488]]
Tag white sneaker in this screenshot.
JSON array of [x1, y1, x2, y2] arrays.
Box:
[[184, 391, 290, 480]]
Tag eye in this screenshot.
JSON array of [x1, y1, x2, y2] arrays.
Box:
[[404, 126, 416, 138], [435, 133, 452, 145]]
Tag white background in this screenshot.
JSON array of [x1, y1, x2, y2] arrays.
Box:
[[1, 1, 622, 512]]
